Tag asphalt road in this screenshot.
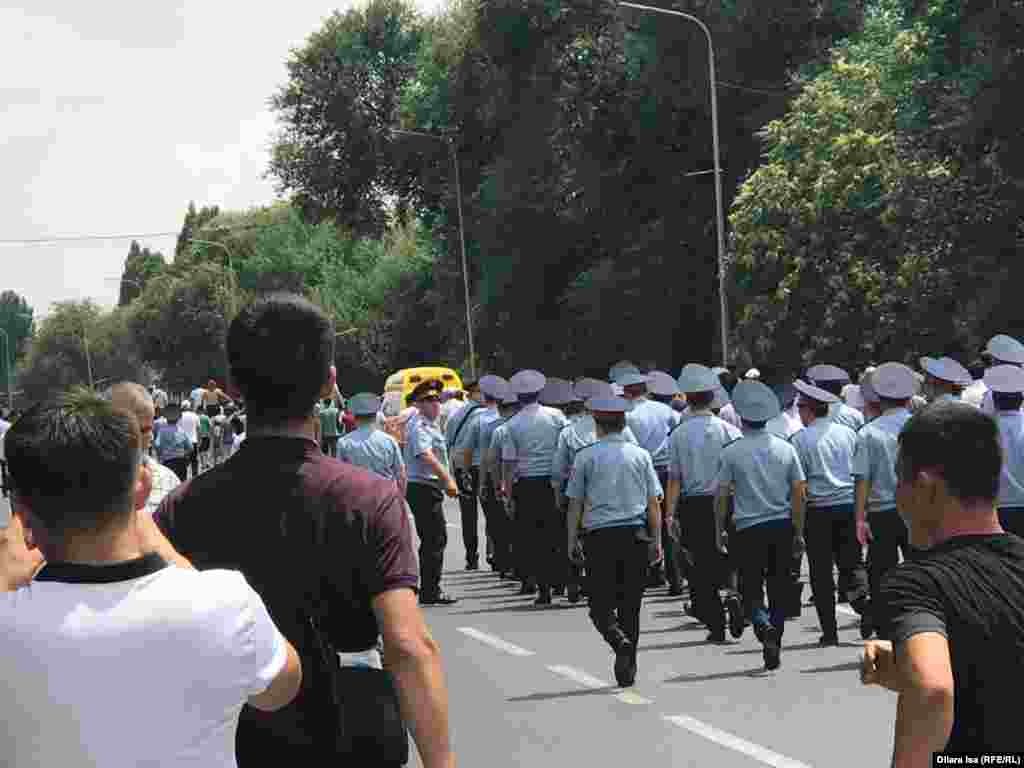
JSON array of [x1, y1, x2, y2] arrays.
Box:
[[408, 498, 896, 768]]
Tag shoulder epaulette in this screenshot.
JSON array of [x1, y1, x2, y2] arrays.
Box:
[[786, 429, 805, 443], [721, 436, 742, 451]]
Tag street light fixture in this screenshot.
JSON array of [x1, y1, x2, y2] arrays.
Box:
[[618, 2, 729, 366], [391, 128, 476, 379]]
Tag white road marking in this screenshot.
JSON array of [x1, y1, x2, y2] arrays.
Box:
[[836, 605, 859, 618], [446, 523, 461, 529], [457, 627, 535, 657], [547, 664, 652, 705], [664, 715, 814, 768]]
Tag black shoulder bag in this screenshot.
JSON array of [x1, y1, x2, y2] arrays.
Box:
[[303, 501, 410, 764]]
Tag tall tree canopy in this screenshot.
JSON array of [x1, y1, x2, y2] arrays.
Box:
[[0, 291, 33, 403]]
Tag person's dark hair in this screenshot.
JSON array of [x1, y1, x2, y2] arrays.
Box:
[[897, 402, 1000, 503], [718, 371, 738, 394], [518, 393, 539, 405], [594, 413, 627, 433], [878, 396, 909, 411], [993, 392, 1024, 412], [811, 401, 830, 419], [741, 419, 767, 430], [649, 394, 674, 405], [687, 391, 715, 409], [818, 380, 844, 397], [227, 293, 333, 424], [563, 401, 584, 417], [5, 389, 141, 535]]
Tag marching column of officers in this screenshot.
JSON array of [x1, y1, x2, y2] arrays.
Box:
[[333, 332, 1024, 687]]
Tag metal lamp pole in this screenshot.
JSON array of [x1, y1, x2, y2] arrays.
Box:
[[392, 129, 477, 379], [0, 329, 10, 411], [619, 2, 729, 366]]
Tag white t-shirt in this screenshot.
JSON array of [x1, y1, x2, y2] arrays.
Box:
[[179, 410, 200, 443], [1, 560, 287, 768], [152, 389, 169, 409]]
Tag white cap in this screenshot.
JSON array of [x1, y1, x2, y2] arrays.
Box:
[[922, 357, 972, 386], [986, 335, 1024, 365], [744, 368, 761, 380], [732, 380, 781, 422]]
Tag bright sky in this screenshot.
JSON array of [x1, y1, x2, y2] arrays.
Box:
[[0, 0, 444, 317]]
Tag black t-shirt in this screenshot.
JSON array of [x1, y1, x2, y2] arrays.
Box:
[[878, 533, 1024, 751]]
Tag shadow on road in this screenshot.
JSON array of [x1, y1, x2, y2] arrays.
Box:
[[506, 686, 624, 704], [638, 638, 722, 652], [640, 623, 705, 634], [665, 668, 770, 684], [452, 602, 588, 616], [725, 640, 862, 655], [799, 661, 862, 675]]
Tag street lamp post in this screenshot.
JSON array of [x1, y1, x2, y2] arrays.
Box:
[[0, 329, 11, 411], [619, 2, 729, 367], [391, 129, 477, 379]]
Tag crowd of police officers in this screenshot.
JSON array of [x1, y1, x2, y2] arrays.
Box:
[[336, 332, 1024, 687]]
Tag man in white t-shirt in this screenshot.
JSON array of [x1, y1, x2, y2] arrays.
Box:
[[0, 390, 302, 767], [178, 400, 201, 477]]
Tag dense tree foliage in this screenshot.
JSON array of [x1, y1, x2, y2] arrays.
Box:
[[17, 301, 147, 402], [120, 241, 166, 306], [0, 291, 33, 402]]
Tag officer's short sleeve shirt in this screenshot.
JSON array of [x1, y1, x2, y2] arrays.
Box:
[[718, 430, 805, 530], [790, 420, 858, 507], [668, 413, 741, 496], [566, 434, 663, 531], [851, 407, 911, 513]]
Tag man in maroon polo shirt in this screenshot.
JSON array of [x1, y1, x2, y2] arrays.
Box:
[[154, 293, 454, 768]]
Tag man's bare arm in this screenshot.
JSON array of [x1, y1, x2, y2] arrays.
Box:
[[891, 633, 954, 768], [373, 588, 454, 768]]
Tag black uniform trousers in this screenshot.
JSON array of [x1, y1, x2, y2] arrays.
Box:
[[732, 519, 793, 640], [999, 507, 1024, 538], [480, 473, 512, 572], [681, 495, 726, 634], [458, 467, 481, 565], [512, 477, 560, 589], [866, 508, 910, 625], [583, 526, 648, 653], [656, 468, 685, 590], [407, 481, 447, 599], [557, 497, 584, 590], [806, 503, 869, 636]]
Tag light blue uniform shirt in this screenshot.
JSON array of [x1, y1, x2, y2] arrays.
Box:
[[490, 422, 513, 484], [718, 429, 806, 531], [552, 414, 638, 490], [625, 397, 676, 468], [996, 411, 1024, 509], [454, 407, 501, 468], [851, 407, 911, 513], [668, 412, 742, 497], [566, 433, 663, 532], [501, 403, 569, 479], [789, 419, 858, 507], [154, 423, 193, 462], [337, 425, 405, 483], [829, 402, 865, 432], [404, 411, 450, 485], [444, 401, 483, 452]]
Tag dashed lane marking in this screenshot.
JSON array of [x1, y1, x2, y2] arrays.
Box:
[[547, 664, 652, 705], [836, 605, 859, 618], [664, 715, 814, 768], [457, 627, 535, 657]]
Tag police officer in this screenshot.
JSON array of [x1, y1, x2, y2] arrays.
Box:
[[618, 372, 677, 590], [860, 370, 882, 423], [488, 387, 522, 581], [404, 379, 460, 605], [980, 335, 1024, 414], [852, 362, 916, 638], [667, 364, 743, 640], [446, 378, 485, 570], [716, 380, 806, 670], [537, 377, 576, 595], [789, 380, 869, 646], [807, 365, 865, 431], [501, 370, 569, 605], [986, 365, 1024, 537], [920, 356, 972, 403], [457, 375, 510, 573], [336, 393, 407, 494], [566, 396, 663, 687]]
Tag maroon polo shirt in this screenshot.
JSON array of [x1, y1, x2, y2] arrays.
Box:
[[155, 435, 418, 654]]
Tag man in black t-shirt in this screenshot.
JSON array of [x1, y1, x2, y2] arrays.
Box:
[[861, 401, 1024, 762]]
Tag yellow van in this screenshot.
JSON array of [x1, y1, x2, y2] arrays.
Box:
[[383, 366, 463, 412]]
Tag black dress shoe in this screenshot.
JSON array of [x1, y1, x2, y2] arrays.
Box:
[[614, 640, 636, 686], [819, 633, 840, 647], [465, 561, 479, 571], [552, 585, 566, 597], [706, 629, 727, 643], [859, 612, 875, 640], [519, 582, 537, 596], [725, 595, 745, 639], [667, 584, 684, 597], [763, 627, 781, 671], [421, 592, 458, 606], [534, 589, 552, 606], [567, 585, 581, 603]]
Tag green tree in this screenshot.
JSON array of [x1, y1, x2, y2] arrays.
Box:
[[0, 291, 33, 405], [120, 240, 166, 305], [17, 301, 147, 403]]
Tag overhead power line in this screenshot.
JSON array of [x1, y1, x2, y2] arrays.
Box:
[[0, 221, 271, 246]]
